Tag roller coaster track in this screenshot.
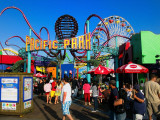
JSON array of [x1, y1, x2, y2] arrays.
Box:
[[0, 49, 18, 55]]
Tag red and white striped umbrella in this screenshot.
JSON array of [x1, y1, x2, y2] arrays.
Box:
[[88, 64, 114, 75], [33, 73, 46, 77], [116, 63, 149, 73], [116, 63, 149, 87]]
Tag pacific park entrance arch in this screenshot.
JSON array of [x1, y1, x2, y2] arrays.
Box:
[[0, 7, 134, 88]]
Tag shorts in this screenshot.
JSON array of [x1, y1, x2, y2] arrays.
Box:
[[55, 91, 61, 96], [147, 101, 160, 116], [61, 101, 72, 115], [133, 114, 143, 120], [50, 90, 55, 97], [45, 92, 50, 95]]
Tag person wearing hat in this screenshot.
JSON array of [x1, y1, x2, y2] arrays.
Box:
[[133, 84, 146, 120]]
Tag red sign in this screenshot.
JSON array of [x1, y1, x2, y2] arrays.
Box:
[[130, 65, 137, 68]]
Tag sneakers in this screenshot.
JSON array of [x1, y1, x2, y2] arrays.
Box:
[[91, 110, 98, 112], [91, 110, 97, 112], [85, 102, 87, 105]]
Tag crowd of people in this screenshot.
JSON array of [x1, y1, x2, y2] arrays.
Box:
[[33, 74, 160, 120], [34, 77, 73, 120], [108, 74, 160, 120]]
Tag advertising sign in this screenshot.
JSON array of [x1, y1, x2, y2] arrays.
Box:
[[24, 100, 31, 109], [2, 102, 16, 110], [23, 77, 33, 102], [26, 33, 91, 51], [0, 77, 19, 102]]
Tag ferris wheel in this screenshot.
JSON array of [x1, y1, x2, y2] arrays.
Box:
[[94, 15, 135, 69]]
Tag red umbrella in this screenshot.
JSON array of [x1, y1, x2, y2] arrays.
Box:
[[108, 68, 115, 73], [33, 73, 44, 78], [116, 63, 148, 73], [88, 64, 114, 75], [42, 74, 47, 77], [88, 64, 114, 83], [116, 62, 149, 87]]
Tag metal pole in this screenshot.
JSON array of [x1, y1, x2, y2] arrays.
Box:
[[115, 37, 119, 89], [137, 73, 139, 84], [27, 28, 32, 73], [24, 59, 26, 72], [147, 73, 149, 81], [86, 20, 91, 83], [132, 73, 133, 88], [77, 68, 79, 79], [56, 65, 58, 80]]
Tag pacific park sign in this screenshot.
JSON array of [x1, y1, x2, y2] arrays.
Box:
[[26, 33, 91, 51]]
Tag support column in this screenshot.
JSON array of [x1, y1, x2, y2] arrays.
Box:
[[77, 68, 79, 79], [27, 28, 32, 73], [115, 37, 119, 89], [24, 59, 26, 72], [106, 59, 109, 67], [86, 20, 91, 83], [56, 65, 58, 80]]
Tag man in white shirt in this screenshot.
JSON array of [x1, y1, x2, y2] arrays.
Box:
[[145, 74, 160, 120], [60, 79, 73, 120]]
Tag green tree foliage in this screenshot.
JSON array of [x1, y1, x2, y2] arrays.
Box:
[[87, 59, 100, 67], [11, 60, 25, 72]]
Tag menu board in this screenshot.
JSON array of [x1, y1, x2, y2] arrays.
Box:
[[2, 102, 16, 110], [23, 77, 33, 102], [0, 77, 19, 102]]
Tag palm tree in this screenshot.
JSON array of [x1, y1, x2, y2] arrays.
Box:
[[11, 60, 25, 72]]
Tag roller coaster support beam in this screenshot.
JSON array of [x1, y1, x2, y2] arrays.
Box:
[[86, 20, 91, 83], [24, 59, 26, 72], [27, 28, 32, 73], [115, 37, 119, 89]]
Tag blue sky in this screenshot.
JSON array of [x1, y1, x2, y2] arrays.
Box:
[[0, 0, 160, 59]]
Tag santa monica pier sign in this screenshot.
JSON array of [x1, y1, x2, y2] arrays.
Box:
[[26, 33, 91, 52]]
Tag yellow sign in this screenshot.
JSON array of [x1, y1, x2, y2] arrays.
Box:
[[26, 33, 91, 51], [74, 63, 87, 69], [36, 66, 45, 72]]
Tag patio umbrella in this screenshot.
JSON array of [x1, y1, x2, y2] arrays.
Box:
[[116, 62, 149, 87], [33, 73, 44, 78], [42, 74, 47, 77], [88, 64, 114, 83]]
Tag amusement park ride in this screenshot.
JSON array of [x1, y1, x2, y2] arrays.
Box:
[[0, 6, 135, 88]]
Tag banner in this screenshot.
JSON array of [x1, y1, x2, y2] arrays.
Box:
[[2, 102, 16, 110], [23, 77, 33, 102], [0, 77, 19, 102], [24, 100, 31, 109], [36, 66, 45, 72]]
